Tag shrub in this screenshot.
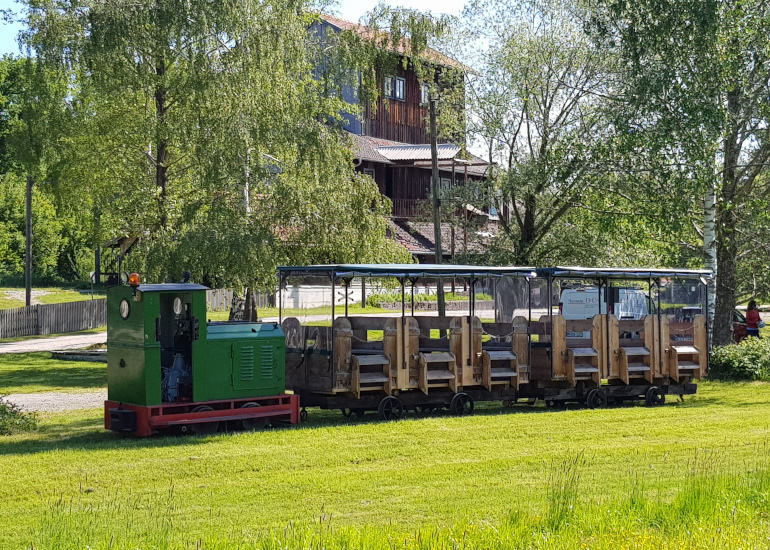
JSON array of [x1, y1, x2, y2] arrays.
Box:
[[0, 396, 38, 435], [366, 292, 492, 308], [709, 337, 770, 381]]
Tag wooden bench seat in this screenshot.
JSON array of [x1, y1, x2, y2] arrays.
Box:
[[624, 346, 650, 356], [672, 345, 698, 354], [426, 370, 456, 381], [574, 364, 600, 374], [572, 347, 598, 357], [677, 361, 700, 370], [491, 368, 518, 378], [358, 372, 390, 384], [666, 316, 707, 381], [628, 362, 651, 372], [353, 354, 390, 366], [487, 350, 516, 361]]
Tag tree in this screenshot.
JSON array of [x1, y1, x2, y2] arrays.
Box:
[[20, 0, 411, 291], [587, 0, 770, 344], [457, 0, 622, 265]]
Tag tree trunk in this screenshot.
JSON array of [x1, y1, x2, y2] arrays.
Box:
[[704, 181, 717, 343], [713, 89, 742, 346], [155, 57, 168, 229]]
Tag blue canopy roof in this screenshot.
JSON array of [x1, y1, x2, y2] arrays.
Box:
[[277, 264, 537, 279], [538, 267, 712, 279]]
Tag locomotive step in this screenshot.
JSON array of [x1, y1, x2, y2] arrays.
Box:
[[623, 346, 650, 356]]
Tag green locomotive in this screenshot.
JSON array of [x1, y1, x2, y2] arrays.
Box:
[[104, 274, 298, 436]]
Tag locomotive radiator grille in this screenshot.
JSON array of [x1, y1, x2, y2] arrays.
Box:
[[239, 346, 255, 381], [260, 346, 275, 379]]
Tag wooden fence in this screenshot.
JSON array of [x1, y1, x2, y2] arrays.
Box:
[[0, 299, 107, 339]]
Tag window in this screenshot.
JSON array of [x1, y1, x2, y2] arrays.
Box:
[[420, 83, 430, 105], [383, 76, 394, 99], [363, 168, 376, 179], [394, 77, 406, 101], [440, 177, 452, 192]]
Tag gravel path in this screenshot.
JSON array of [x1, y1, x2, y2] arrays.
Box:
[[0, 332, 106, 354], [4, 389, 107, 413]]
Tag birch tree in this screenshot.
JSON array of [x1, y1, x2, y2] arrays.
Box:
[[588, 0, 770, 345]]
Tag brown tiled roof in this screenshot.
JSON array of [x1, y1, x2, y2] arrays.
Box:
[[318, 13, 472, 73], [390, 220, 497, 256]]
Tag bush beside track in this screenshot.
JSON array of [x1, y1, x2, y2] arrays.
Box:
[[709, 337, 770, 381]]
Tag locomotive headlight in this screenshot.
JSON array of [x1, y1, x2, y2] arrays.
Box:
[[173, 297, 183, 316]]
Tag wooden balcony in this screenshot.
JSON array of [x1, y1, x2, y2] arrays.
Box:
[[393, 199, 428, 218]]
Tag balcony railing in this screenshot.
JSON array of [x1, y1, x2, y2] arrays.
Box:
[[393, 199, 428, 218]]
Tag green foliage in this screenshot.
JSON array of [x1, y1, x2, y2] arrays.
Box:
[[20, 0, 412, 290], [0, 172, 67, 282], [709, 338, 770, 381], [0, 395, 37, 435], [366, 291, 491, 307]]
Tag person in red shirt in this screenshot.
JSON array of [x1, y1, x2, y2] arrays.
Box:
[[746, 299, 762, 338]]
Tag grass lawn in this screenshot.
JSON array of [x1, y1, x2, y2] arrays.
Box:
[[0, 352, 106, 394], [0, 287, 105, 310], [207, 304, 393, 322], [1, 350, 770, 549]]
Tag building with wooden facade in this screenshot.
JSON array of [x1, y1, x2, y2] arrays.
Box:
[[313, 14, 496, 261]]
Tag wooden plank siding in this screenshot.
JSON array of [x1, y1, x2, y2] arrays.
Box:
[[364, 64, 429, 144], [0, 299, 107, 339]]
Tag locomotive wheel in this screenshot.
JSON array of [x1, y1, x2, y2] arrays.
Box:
[[645, 386, 665, 407], [190, 405, 219, 435], [586, 389, 608, 409], [377, 396, 404, 421], [240, 402, 267, 431], [450, 392, 474, 416]]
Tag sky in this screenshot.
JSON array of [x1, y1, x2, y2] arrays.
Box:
[[0, 0, 466, 58]]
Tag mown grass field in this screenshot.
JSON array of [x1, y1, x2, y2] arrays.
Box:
[[1, 348, 770, 549]]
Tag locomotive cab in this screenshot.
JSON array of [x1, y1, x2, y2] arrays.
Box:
[[107, 281, 209, 408]]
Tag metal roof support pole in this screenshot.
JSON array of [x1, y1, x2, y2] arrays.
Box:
[[548, 274, 554, 379], [330, 274, 335, 328], [410, 277, 417, 316], [401, 278, 407, 372], [278, 273, 283, 323], [653, 278, 662, 376], [430, 98, 445, 318], [469, 277, 476, 367]]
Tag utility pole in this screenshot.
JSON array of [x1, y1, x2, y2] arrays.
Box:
[[25, 175, 33, 307], [429, 97, 445, 316]]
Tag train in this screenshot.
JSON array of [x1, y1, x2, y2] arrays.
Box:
[[105, 265, 711, 436]]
